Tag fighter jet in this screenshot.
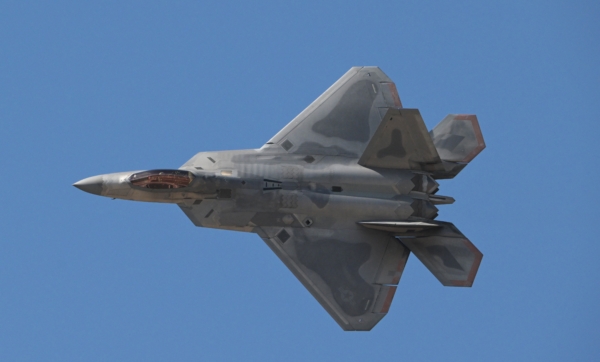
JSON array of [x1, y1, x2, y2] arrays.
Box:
[[74, 67, 485, 331]]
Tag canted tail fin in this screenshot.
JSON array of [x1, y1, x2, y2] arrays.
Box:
[[429, 114, 486, 179]]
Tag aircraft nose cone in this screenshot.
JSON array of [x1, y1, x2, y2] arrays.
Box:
[[73, 175, 104, 195]]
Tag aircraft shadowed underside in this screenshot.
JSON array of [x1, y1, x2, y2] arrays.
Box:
[[75, 67, 485, 331]]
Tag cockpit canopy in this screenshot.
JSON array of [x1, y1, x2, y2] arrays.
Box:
[[129, 169, 194, 189]]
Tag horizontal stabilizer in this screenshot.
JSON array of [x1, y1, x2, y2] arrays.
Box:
[[399, 222, 482, 287], [358, 108, 444, 171]]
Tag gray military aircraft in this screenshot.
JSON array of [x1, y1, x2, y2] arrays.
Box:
[[74, 67, 485, 331]]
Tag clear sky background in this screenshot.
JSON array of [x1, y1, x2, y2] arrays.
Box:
[[1, 1, 598, 361]]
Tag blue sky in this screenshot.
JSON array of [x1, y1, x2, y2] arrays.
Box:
[[1, 1, 598, 361]]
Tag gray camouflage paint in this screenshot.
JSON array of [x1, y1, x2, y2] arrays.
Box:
[[74, 67, 485, 331]]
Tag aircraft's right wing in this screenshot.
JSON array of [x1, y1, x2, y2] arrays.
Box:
[[255, 226, 410, 331]]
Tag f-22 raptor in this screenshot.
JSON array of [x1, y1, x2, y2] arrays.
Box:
[[74, 67, 485, 331]]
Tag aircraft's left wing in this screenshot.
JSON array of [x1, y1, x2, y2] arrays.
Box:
[[255, 226, 410, 331], [266, 67, 403, 158]]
